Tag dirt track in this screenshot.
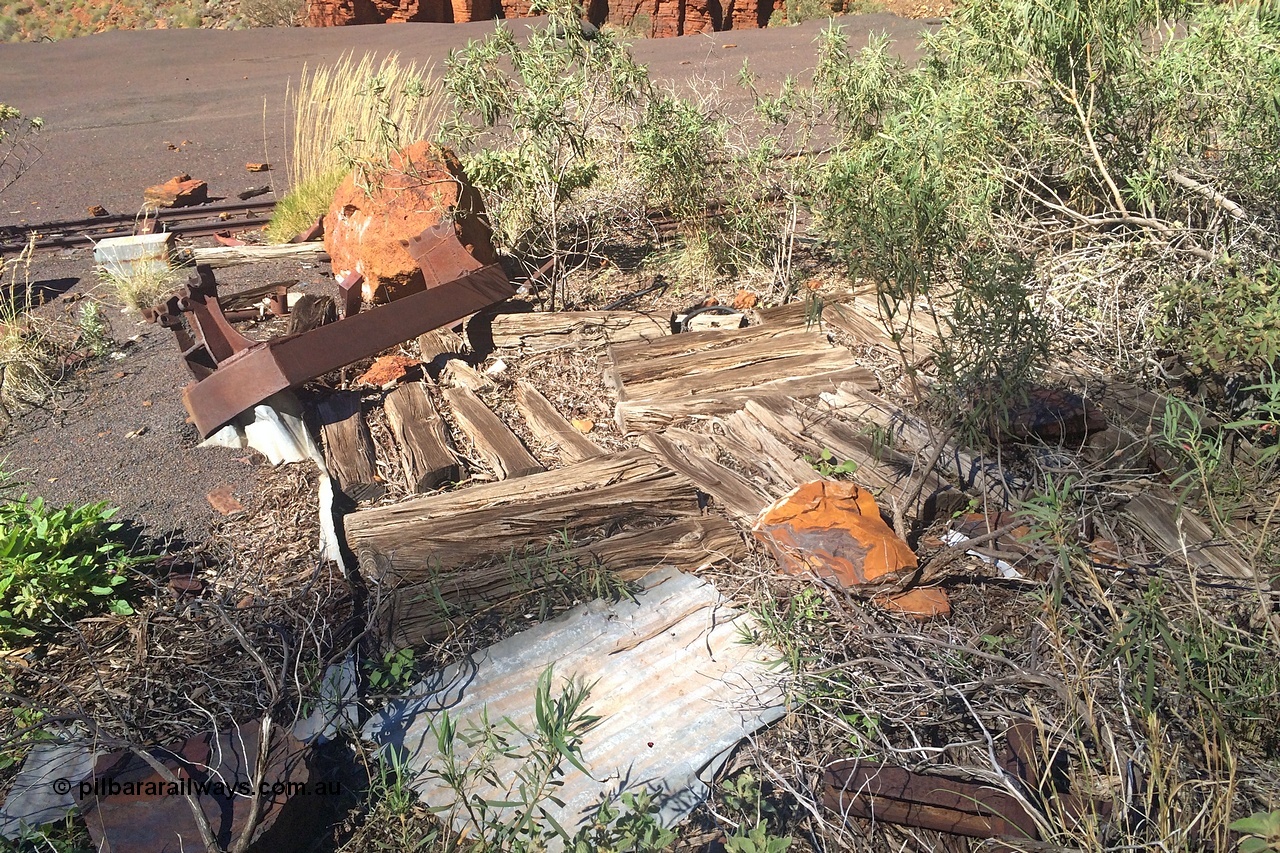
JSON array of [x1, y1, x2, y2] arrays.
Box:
[[0, 15, 932, 540]]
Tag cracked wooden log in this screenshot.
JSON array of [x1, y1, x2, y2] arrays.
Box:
[[347, 449, 701, 584], [375, 516, 745, 646], [514, 380, 604, 464], [383, 382, 463, 492], [490, 309, 670, 352], [314, 391, 384, 503], [443, 386, 543, 479]]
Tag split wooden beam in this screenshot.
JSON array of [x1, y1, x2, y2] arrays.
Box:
[[714, 409, 820, 496], [417, 327, 464, 368], [640, 430, 771, 523], [188, 242, 327, 268], [384, 382, 463, 492], [443, 386, 543, 480], [818, 385, 1021, 509], [607, 324, 877, 433], [739, 396, 958, 524], [490, 309, 670, 352], [376, 516, 745, 646], [314, 391, 385, 503], [514, 380, 604, 464], [346, 448, 702, 585]]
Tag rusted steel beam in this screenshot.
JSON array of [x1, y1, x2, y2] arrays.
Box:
[[821, 760, 1040, 840], [147, 222, 515, 437], [180, 264, 513, 436]]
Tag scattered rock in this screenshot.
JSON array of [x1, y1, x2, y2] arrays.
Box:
[[86, 204, 108, 217], [356, 354, 419, 388], [143, 174, 208, 208], [245, 162, 271, 172], [752, 481, 917, 587], [875, 588, 951, 620], [733, 289, 759, 310], [323, 141, 497, 303], [1004, 387, 1106, 443], [205, 484, 243, 515]]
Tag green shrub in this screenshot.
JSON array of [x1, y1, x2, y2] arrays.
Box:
[[0, 495, 144, 645], [1156, 264, 1280, 378], [441, 0, 651, 301], [0, 102, 43, 194]]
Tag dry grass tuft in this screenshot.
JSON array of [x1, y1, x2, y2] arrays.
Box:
[[0, 239, 56, 418], [267, 52, 447, 243], [94, 259, 183, 314]]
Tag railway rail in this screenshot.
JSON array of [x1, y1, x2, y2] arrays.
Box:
[[0, 199, 277, 255]]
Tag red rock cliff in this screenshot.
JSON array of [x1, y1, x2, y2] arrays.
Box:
[[308, 0, 781, 36]]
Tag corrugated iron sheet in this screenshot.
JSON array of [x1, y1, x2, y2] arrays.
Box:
[[364, 566, 788, 844]]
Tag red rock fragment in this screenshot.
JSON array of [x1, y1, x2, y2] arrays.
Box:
[[205, 484, 244, 515], [1005, 387, 1106, 443], [245, 162, 271, 172], [356, 354, 420, 387], [732, 290, 758, 310], [324, 141, 496, 303], [876, 588, 951, 620], [143, 174, 208, 209], [87, 204, 108, 217]]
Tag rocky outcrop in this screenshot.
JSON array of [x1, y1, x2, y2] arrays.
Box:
[[308, 0, 781, 36], [323, 141, 497, 303]]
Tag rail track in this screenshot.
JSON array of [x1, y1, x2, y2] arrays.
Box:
[[0, 199, 277, 255]]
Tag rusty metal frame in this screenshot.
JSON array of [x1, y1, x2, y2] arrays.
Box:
[[150, 223, 515, 437]]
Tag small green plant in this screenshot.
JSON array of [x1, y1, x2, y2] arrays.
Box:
[[418, 665, 676, 850], [804, 447, 857, 478], [1156, 265, 1280, 379], [76, 300, 109, 356], [0, 495, 142, 646], [569, 789, 675, 853], [1233, 810, 1280, 853], [724, 821, 793, 853], [741, 587, 827, 673], [366, 647, 416, 693], [1, 240, 56, 418]]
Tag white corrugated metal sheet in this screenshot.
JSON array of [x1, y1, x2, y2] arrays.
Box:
[[365, 566, 788, 845]]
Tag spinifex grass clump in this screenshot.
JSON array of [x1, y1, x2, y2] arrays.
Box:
[[267, 52, 446, 243]]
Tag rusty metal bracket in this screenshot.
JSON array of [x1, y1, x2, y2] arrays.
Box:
[[149, 225, 514, 437], [822, 760, 1040, 841]]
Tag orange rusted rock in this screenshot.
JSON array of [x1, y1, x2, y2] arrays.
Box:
[[876, 588, 951, 620], [324, 141, 497, 303], [356, 354, 420, 387], [732, 289, 758, 310], [752, 481, 917, 587], [143, 174, 207, 208]]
